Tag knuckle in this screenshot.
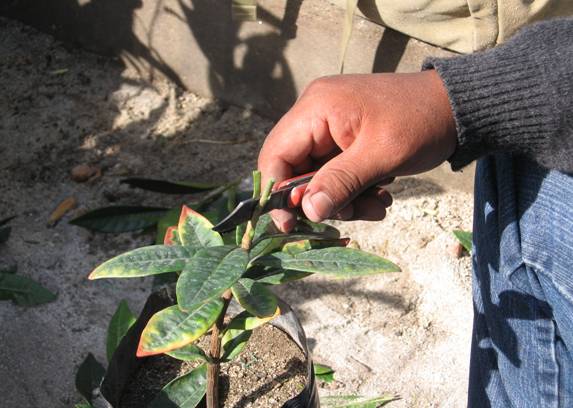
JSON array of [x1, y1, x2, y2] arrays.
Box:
[[304, 76, 334, 95]]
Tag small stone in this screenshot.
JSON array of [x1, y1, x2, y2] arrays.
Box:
[[448, 242, 464, 259], [71, 164, 97, 182]]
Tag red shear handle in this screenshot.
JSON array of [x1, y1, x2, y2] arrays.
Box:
[[273, 171, 317, 209], [287, 184, 308, 208]]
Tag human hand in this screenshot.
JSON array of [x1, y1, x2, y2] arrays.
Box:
[[258, 70, 456, 232]]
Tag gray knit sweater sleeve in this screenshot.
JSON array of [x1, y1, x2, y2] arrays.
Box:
[[423, 18, 573, 173]]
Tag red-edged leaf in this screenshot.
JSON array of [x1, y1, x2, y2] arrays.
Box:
[[178, 205, 223, 249], [137, 300, 223, 357], [164, 226, 179, 246]]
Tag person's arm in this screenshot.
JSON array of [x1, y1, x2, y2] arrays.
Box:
[[424, 17, 573, 173], [258, 18, 573, 232]]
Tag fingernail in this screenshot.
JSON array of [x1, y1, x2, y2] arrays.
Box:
[[306, 192, 334, 222]]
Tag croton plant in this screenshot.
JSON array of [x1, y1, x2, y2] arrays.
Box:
[[89, 172, 400, 408]]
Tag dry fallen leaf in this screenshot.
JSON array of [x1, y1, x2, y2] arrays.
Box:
[[48, 196, 77, 227], [447, 241, 464, 259], [71, 164, 99, 182]]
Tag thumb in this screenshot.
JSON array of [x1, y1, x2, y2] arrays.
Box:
[[302, 146, 380, 222]]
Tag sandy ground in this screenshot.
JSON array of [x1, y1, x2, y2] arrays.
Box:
[[0, 18, 474, 407]]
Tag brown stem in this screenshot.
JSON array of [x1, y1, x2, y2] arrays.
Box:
[[206, 176, 275, 407], [206, 290, 233, 408]]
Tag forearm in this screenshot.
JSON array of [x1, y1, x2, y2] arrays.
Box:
[[424, 18, 573, 173]]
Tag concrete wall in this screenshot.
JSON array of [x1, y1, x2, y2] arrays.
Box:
[[1, 0, 455, 118], [1, 0, 473, 191]]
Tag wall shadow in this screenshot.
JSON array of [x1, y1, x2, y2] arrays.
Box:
[[372, 27, 409, 73]]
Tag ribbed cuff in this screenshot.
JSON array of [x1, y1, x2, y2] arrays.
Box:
[[423, 49, 556, 171]]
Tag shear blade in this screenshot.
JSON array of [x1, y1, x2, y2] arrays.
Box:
[[211, 199, 257, 233]]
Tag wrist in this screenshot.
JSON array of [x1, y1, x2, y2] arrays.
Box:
[[424, 69, 458, 160]]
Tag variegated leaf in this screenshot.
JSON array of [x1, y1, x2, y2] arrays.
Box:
[[178, 205, 223, 249], [227, 310, 279, 331], [89, 245, 192, 279], [177, 246, 248, 311], [149, 364, 207, 408], [137, 300, 223, 356], [231, 278, 278, 317], [254, 247, 400, 277]]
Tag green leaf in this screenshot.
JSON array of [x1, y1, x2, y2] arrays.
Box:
[[0, 215, 16, 227], [149, 364, 207, 408], [251, 232, 344, 248], [122, 178, 221, 194], [321, 395, 400, 408], [0, 272, 57, 306], [0, 216, 15, 244], [70, 206, 169, 233], [226, 310, 277, 331], [252, 213, 278, 241], [106, 300, 136, 362], [75, 353, 106, 404], [314, 363, 335, 383], [294, 218, 340, 238], [221, 328, 252, 361], [255, 269, 312, 285], [155, 208, 182, 245], [177, 246, 248, 311], [280, 237, 350, 256], [249, 236, 285, 260], [178, 205, 223, 249], [165, 343, 208, 362], [0, 226, 11, 243], [231, 278, 278, 318], [255, 247, 400, 277], [89, 245, 192, 279], [138, 300, 223, 356], [453, 230, 473, 253], [0, 264, 17, 274], [234, 223, 246, 246]]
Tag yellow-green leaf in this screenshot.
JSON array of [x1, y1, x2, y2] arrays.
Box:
[[321, 394, 400, 407], [165, 344, 208, 362], [231, 278, 278, 318], [149, 364, 207, 408], [256, 269, 312, 285], [178, 205, 223, 249], [221, 329, 252, 361], [137, 300, 223, 356], [314, 363, 335, 383], [226, 310, 278, 331], [453, 230, 472, 252], [89, 245, 192, 279], [255, 247, 400, 277], [177, 246, 248, 311]]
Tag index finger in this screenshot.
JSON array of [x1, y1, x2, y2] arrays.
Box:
[[258, 110, 334, 231]]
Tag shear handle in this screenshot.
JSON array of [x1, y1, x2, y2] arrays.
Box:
[[273, 171, 316, 209]]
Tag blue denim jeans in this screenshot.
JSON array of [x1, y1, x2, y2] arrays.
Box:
[[469, 154, 573, 407]]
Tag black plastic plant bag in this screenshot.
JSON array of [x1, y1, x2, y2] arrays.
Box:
[[92, 288, 319, 408]]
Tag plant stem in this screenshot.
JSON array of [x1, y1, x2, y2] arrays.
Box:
[[206, 174, 275, 407], [206, 289, 233, 408], [241, 178, 275, 250]]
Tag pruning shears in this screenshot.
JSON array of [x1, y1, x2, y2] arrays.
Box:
[[212, 171, 316, 233]]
